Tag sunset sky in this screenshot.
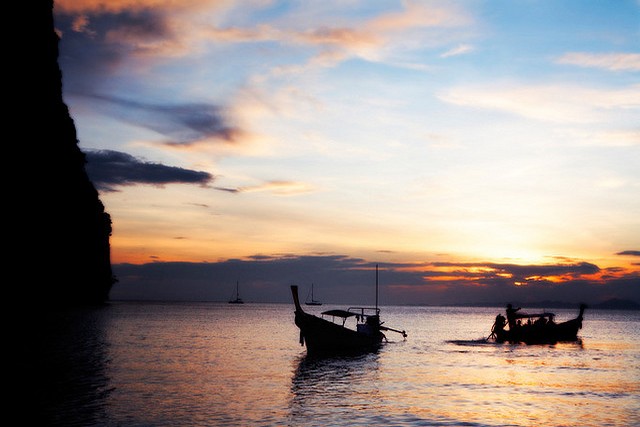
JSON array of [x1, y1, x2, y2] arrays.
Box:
[[53, 0, 639, 305]]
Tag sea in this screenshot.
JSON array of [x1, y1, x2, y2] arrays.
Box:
[[34, 301, 639, 427]]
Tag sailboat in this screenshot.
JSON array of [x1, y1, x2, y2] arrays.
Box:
[[228, 281, 244, 304], [305, 283, 322, 306]]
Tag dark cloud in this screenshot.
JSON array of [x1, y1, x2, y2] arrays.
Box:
[[85, 149, 213, 192], [617, 250, 640, 257], [55, 10, 243, 145], [430, 261, 600, 281], [110, 255, 640, 306], [85, 94, 242, 145], [112, 255, 376, 303], [214, 187, 241, 194], [55, 8, 171, 93]]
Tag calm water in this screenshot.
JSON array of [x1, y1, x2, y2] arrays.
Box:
[[36, 302, 639, 426]]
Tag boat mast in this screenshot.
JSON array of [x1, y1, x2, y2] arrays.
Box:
[[375, 264, 379, 311]]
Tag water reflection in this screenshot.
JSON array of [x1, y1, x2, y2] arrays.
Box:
[[31, 306, 112, 426], [290, 352, 381, 424], [25, 303, 638, 427], [446, 337, 585, 350]]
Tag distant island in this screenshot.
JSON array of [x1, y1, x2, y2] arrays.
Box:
[[590, 298, 640, 310]]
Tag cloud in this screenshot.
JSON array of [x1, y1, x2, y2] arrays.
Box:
[[439, 83, 640, 123], [556, 52, 640, 71], [110, 254, 640, 305], [440, 44, 473, 58], [365, 1, 471, 32], [55, 0, 473, 89], [428, 261, 600, 284], [85, 149, 214, 192], [54, 0, 207, 15], [617, 250, 640, 257], [55, 8, 178, 93], [201, 2, 471, 49], [85, 94, 243, 145], [553, 129, 640, 147], [216, 180, 315, 196]]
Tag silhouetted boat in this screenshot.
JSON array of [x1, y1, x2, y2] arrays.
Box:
[[291, 265, 407, 356], [489, 303, 587, 344], [228, 281, 244, 304], [305, 283, 322, 306]]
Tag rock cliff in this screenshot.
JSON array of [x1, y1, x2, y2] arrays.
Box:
[[27, 1, 115, 305]]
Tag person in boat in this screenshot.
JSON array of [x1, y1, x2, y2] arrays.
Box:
[[490, 313, 506, 338], [535, 316, 547, 326], [495, 313, 506, 329], [357, 314, 383, 338], [505, 304, 521, 329]]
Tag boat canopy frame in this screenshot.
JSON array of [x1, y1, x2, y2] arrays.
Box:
[[514, 312, 555, 320], [321, 306, 381, 326]]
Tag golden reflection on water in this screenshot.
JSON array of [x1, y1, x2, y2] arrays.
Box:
[[376, 342, 638, 427], [42, 303, 639, 426], [370, 307, 640, 427]]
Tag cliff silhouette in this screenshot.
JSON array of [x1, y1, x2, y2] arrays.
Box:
[[27, 1, 115, 305]]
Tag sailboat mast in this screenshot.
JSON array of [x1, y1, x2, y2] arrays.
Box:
[[375, 264, 379, 311]]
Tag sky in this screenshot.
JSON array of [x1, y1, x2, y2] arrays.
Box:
[[53, 0, 639, 305]]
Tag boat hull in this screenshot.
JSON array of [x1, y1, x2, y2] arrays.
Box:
[[291, 285, 384, 356], [294, 310, 383, 355], [494, 319, 582, 344], [493, 304, 586, 344]]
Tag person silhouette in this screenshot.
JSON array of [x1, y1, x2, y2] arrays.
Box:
[[490, 313, 506, 339], [506, 303, 521, 329]]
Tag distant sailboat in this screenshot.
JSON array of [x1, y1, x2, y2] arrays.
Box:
[[305, 283, 322, 306], [228, 281, 244, 304]]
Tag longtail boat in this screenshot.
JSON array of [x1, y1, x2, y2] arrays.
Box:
[[489, 303, 587, 344], [290, 265, 407, 356]]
